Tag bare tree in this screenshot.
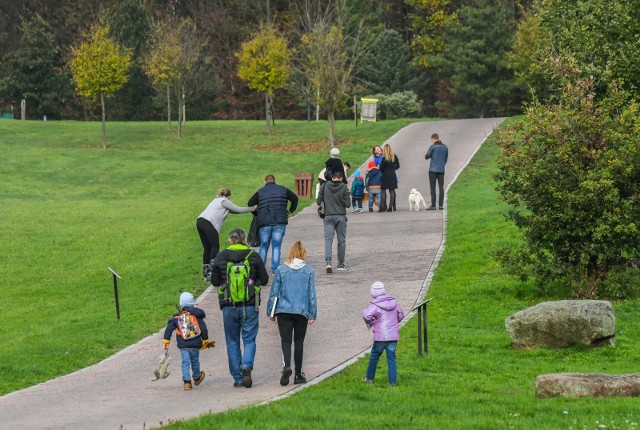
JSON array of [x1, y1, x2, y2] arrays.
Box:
[[144, 13, 219, 137], [292, 0, 372, 147]]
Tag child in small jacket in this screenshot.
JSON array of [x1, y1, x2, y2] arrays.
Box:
[[350, 169, 365, 213], [362, 281, 405, 385], [163, 292, 209, 390], [365, 161, 382, 212]]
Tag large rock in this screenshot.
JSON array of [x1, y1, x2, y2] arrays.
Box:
[[505, 300, 615, 349], [536, 373, 640, 398]]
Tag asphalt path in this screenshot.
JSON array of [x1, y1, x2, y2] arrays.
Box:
[[0, 118, 504, 429]]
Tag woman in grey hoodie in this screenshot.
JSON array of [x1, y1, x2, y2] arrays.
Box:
[[267, 241, 317, 386], [196, 188, 256, 280]]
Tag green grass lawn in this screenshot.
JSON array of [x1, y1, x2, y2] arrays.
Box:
[[0, 118, 416, 395], [159, 122, 640, 430], [2, 118, 638, 429]]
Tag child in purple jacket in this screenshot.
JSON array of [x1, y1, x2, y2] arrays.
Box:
[[362, 281, 405, 385]]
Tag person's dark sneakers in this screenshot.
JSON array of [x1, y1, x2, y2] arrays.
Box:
[[336, 263, 349, 271], [326, 263, 332, 273], [184, 380, 192, 390], [241, 366, 253, 388], [439, 207, 444, 210], [294, 372, 307, 384], [362, 377, 374, 384], [369, 208, 373, 212], [193, 371, 205, 386], [233, 382, 244, 388], [280, 366, 292, 386], [203, 264, 211, 282], [426, 206, 436, 210]]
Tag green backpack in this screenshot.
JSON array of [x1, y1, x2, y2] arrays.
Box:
[[220, 251, 260, 310]]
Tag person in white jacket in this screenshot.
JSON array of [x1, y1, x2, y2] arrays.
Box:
[[196, 188, 256, 281]]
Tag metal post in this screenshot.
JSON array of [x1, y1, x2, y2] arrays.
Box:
[[412, 297, 434, 356], [417, 305, 423, 355], [423, 301, 429, 354], [108, 267, 122, 319]]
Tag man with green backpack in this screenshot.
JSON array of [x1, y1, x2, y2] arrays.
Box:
[[210, 228, 269, 388]]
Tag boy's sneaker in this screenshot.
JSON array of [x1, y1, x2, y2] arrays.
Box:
[[193, 371, 205, 386], [241, 366, 253, 388], [184, 380, 192, 390], [294, 372, 307, 384], [357, 208, 364, 213], [233, 381, 244, 388], [280, 366, 292, 386], [336, 263, 349, 271], [351, 208, 357, 213], [369, 208, 373, 212], [326, 263, 332, 273], [362, 376, 374, 384]]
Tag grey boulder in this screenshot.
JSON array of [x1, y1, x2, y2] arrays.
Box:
[[505, 300, 615, 349]]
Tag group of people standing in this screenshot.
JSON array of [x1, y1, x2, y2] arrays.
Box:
[[164, 132, 448, 391]]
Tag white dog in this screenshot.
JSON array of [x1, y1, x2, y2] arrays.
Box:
[[408, 188, 427, 211]]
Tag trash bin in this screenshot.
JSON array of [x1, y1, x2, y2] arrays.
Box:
[[294, 173, 314, 198]]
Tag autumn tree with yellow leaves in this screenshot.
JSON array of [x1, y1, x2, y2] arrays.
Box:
[[69, 23, 132, 149], [142, 16, 216, 138], [237, 25, 291, 132]]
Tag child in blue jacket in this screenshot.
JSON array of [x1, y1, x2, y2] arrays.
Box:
[[365, 161, 382, 212], [163, 292, 209, 390], [350, 169, 365, 213]]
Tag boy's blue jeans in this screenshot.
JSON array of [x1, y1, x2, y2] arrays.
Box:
[[365, 341, 397, 384], [368, 193, 380, 209], [180, 348, 201, 382], [223, 305, 259, 384], [258, 224, 286, 273]]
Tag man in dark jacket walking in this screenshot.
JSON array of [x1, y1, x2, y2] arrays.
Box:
[[248, 175, 298, 273], [425, 133, 449, 210], [211, 228, 269, 388], [317, 170, 351, 273]]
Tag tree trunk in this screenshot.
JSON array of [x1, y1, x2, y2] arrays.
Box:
[[264, 92, 271, 133], [166, 85, 171, 129], [177, 99, 183, 138], [182, 90, 186, 124], [327, 108, 335, 148], [100, 94, 107, 149]]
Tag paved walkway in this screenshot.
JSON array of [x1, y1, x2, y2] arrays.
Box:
[[0, 118, 504, 429]]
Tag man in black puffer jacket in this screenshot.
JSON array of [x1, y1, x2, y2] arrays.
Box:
[[247, 174, 298, 274], [211, 228, 269, 388]]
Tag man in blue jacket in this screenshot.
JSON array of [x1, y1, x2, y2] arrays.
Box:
[[425, 133, 449, 210], [248, 174, 298, 273]]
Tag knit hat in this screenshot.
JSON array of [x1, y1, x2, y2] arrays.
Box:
[[354, 169, 362, 178], [330, 147, 340, 157], [368, 161, 376, 168], [179, 292, 195, 308], [370, 281, 385, 297]]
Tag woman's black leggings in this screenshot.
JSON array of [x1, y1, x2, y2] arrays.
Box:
[[277, 313, 309, 374], [380, 189, 396, 211], [196, 218, 220, 264]]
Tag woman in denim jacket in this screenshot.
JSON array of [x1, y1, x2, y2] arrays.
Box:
[[267, 241, 317, 386]]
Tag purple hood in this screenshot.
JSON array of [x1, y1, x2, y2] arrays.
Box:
[[362, 295, 405, 342]]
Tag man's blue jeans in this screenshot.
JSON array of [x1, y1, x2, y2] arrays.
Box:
[[258, 224, 286, 273], [180, 348, 201, 382], [222, 306, 259, 383], [365, 341, 397, 384]]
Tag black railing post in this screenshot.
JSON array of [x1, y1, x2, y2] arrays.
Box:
[[411, 298, 434, 356], [107, 267, 122, 320]]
